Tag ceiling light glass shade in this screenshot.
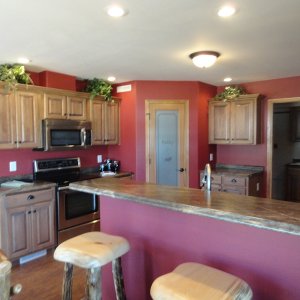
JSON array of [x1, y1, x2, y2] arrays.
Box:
[[189, 51, 220, 68], [218, 6, 236, 17], [107, 6, 126, 17]]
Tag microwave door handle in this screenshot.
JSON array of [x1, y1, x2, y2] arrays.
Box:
[[81, 128, 86, 146]]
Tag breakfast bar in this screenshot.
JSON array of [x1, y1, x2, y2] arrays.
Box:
[[70, 178, 300, 300]]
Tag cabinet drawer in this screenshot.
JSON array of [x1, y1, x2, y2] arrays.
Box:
[[211, 174, 222, 184], [222, 186, 246, 195], [5, 188, 54, 208], [222, 176, 246, 187]]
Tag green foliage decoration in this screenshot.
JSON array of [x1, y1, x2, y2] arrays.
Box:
[[0, 64, 33, 92], [214, 85, 245, 101], [84, 78, 113, 101]]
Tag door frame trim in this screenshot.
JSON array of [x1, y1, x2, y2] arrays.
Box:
[[267, 96, 300, 198], [145, 99, 189, 186]]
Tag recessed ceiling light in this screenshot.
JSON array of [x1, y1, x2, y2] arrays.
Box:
[[18, 57, 30, 64], [106, 5, 127, 17], [224, 77, 232, 82], [218, 5, 236, 17], [107, 76, 116, 82]]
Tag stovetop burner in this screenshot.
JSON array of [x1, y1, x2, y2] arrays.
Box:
[[33, 157, 100, 187]]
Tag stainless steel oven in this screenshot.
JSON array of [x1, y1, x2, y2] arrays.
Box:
[[57, 188, 100, 243], [33, 157, 100, 245]]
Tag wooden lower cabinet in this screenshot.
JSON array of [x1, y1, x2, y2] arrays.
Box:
[[1, 187, 56, 260], [200, 171, 263, 197]]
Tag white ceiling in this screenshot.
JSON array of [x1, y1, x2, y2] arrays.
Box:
[[1, 0, 300, 86]]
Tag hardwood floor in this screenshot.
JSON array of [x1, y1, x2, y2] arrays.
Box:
[[11, 250, 86, 300]]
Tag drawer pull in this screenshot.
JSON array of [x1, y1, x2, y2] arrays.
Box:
[[27, 195, 35, 201], [28, 211, 31, 214], [231, 179, 237, 183]]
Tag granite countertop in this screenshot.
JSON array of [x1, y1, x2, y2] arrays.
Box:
[[0, 181, 56, 196], [69, 178, 300, 236], [202, 164, 264, 177]]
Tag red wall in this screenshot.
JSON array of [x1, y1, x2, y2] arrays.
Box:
[[216, 76, 300, 195], [110, 80, 216, 188], [101, 195, 300, 300], [108, 82, 137, 175], [0, 147, 108, 177]]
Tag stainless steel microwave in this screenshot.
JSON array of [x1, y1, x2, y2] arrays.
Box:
[[42, 119, 92, 151]]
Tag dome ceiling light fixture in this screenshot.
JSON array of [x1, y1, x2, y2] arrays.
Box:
[[189, 51, 220, 68]]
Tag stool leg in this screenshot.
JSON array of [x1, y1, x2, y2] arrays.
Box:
[[62, 263, 73, 300], [112, 257, 126, 300], [86, 267, 101, 300]]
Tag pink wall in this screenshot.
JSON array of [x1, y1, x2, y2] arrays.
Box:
[[101, 195, 300, 300], [110, 80, 216, 188], [108, 82, 137, 175], [0, 147, 108, 177]]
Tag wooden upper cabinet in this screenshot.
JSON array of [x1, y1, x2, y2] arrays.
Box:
[[44, 93, 87, 120], [0, 88, 41, 149], [0, 92, 16, 149], [90, 99, 106, 144], [67, 96, 87, 120], [208, 101, 230, 144], [89, 98, 120, 145], [106, 100, 120, 145], [15, 91, 41, 148], [209, 94, 261, 145]]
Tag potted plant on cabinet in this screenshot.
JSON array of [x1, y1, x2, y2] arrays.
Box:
[[214, 85, 245, 101], [0, 64, 33, 93], [84, 78, 113, 101]]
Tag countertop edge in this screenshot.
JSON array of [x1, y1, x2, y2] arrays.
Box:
[[69, 182, 300, 237]]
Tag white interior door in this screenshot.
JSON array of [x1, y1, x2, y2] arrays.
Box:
[[145, 100, 189, 187]]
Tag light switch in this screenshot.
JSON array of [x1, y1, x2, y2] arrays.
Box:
[[9, 161, 17, 172], [97, 155, 102, 163]]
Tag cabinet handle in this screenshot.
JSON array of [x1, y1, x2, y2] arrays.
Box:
[[27, 195, 35, 201], [28, 211, 31, 214], [231, 179, 237, 183], [33, 209, 37, 213]]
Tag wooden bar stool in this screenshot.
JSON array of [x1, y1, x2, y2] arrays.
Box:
[[150, 262, 253, 300], [54, 231, 130, 300]]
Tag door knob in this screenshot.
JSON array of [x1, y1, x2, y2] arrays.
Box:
[[177, 168, 185, 172]]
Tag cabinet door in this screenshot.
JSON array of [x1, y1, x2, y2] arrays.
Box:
[[44, 93, 67, 119], [90, 99, 106, 144], [208, 101, 230, 144], [290, 108, 300, 142], [15, 91, 41, 148], [105, 100, 120, 144], [67, 96, 87, 120], [31, 201, 55, 251], [0, 91, 16, 149], [6, 206, 32, 259], [230, 99, 256, 144]]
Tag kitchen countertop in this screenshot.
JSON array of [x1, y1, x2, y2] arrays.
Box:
[[0, 181, 56, 196], [69, 178, 300, 236], [201, 164, 264, 176]]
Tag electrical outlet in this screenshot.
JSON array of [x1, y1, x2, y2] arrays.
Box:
[[97, 155, 102, 163], [209, 153, 214, 161], [9, 161, 17, 172]]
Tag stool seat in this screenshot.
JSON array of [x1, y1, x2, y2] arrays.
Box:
[[54, 231, 130, 269], [54, 231, 130, 300], [151, 262, 252, 300]]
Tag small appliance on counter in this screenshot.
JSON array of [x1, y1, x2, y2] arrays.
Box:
[[99, 159, 120, 176]]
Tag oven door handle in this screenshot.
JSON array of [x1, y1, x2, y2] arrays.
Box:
[[58, 186, 70, 191]]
